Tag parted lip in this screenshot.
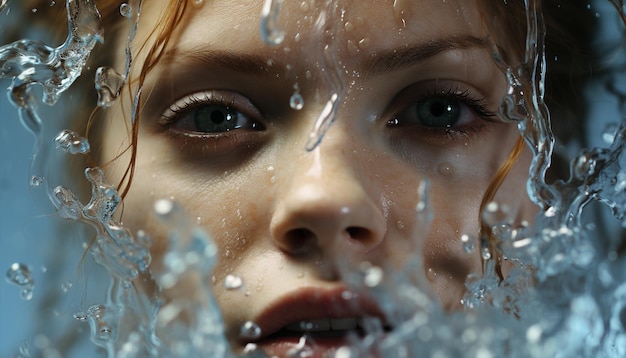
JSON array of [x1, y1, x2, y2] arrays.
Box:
[[248, 286, 389, 343]]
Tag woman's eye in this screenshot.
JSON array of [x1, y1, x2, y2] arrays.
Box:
[[390, 95, 476, 129], [161, 92, 265, 136], [181, 104, 257, 133]]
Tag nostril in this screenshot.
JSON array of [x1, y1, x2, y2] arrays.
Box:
[[284, 228, 317, 255], [346, 226, 372, 242]]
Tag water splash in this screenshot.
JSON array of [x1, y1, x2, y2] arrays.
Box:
[[95, 66, 125, 108], [304, 1, 344, 151], [5, 263, 34, 300], [54, 129, 90, 154], [260, 0, 284, 46]]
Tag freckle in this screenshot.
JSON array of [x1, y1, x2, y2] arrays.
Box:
[[437, 161, 454, 176], [358, 38, 370, 50], [347, 40, 360, 56], [344, 21, 354, 32]]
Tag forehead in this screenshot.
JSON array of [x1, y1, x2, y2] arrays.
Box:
[[139, 0, 486, 60]]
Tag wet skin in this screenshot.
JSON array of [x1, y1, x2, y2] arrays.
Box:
[[102, 0, 536, 355]]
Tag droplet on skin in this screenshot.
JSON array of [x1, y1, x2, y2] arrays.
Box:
[[358, 38, 370, 50], [240, 321, 262, 339], [347, 40, 360, 56], [224, 274, 243, 289], [344, 21, 354, 32], [290, 91, 304, 110], [192, 0, 204, 7]]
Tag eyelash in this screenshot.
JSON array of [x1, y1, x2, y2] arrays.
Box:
[[159, 93, 237, 127], [387, 84, 498, 140]]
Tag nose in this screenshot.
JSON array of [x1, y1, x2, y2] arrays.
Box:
[[270, 146, 386, 257]]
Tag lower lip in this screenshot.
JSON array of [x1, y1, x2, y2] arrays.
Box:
[[258, 335, 351, 358]]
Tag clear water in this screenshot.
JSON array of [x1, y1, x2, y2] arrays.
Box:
[[2, 0, 626, 357]]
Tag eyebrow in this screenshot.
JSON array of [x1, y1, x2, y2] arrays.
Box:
[[162, 35, 489, 79]]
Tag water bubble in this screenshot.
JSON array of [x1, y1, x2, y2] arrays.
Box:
[[224, 274, 243, 289], [54, 129, 90, 154], [94, 67, 125, 108], [260, 0, 285, 45], [119, 3, 132, 18], [5, 263, 34, 300], [30, 175, 44, 187], [240, 321, 262, 340]]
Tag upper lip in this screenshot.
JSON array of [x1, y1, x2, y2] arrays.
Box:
[[249, 286, 389, 342]]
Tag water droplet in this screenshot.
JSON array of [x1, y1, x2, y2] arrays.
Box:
[[261, 0, 285, 46], [347, 40, 359, 56], [119, 3, 132, 18], [224, 274, 243, 289], [61, 280, 73, 293], [461, 234, 476, 253], [481, 202, 512, 227], [192, 0, 204, 7], [290, 90, 304, 110], [5, 263, 34, 300], [30, 175, 44, 187], [31, 8, 38, 13], [358, 38, 370, 50], [94, 67, 125, 108], [603, 122, 618, 144], [361, 262, 383, 287], [154, 199, 175, 217], [54, 129, 90, 154], [240, 321, 262, 339]]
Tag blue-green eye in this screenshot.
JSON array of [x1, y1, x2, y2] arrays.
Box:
[[162, 91, 264, 135], [192, 105, 250, 133], [416, 97, 462, 128], [390, 95, 476, 129]]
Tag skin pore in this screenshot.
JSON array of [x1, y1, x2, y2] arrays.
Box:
[[101, 0, 536, 355]]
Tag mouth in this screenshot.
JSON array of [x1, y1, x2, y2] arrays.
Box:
[[245, 287, 393, 357]]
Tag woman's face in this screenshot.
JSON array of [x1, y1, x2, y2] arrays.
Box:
[[103, 0, 535, 355]]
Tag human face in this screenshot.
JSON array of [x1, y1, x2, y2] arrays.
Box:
[[102, 0, 535, 355]]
